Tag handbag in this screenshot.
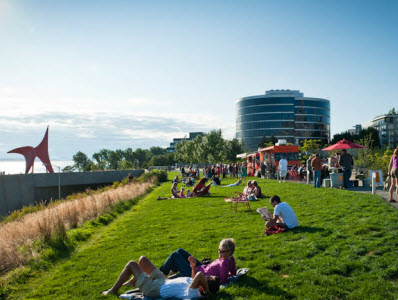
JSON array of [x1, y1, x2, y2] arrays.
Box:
[[385, 175, 392, 190]]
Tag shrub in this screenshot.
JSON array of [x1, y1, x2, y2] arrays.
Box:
[[136, 170, 168, 183]]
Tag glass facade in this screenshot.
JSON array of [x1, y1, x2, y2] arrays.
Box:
[[368, 115, 398, 148], [236, 90, 330, 150]]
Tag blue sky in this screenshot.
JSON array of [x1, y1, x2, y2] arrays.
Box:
[[0, 0, 397, 160]]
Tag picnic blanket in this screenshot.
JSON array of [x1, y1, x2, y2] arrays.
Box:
[[265, 224, 288, 236], [119, 268, 249, 299]]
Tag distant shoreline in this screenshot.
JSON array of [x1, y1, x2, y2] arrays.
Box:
[[0, 160, 74, 175]]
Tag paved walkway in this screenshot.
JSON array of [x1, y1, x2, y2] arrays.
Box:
[[294, 180, 398, 208], [349, 185, 398, 208]]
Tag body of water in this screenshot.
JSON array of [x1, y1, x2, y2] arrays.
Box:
[[0, 160, 74, 175]]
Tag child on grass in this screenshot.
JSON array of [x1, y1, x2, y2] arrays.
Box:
[[180, 187, 186, 198]]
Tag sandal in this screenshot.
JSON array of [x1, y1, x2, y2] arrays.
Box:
[[389, 199, 396, 203]]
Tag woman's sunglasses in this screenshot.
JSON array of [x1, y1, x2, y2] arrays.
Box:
[[218, 249, 228, 253]]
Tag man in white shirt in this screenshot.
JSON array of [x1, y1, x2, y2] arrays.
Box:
[[265, 195, 298, 229], [278, 156, 288, 183]]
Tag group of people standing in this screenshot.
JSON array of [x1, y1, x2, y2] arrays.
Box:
[[202, 163, 248, 181], [308, 149, 354, 189]]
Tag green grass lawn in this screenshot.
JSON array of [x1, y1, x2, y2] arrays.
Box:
[[5, 173, 398, 299]]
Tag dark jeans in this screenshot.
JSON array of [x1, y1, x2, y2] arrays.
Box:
[[313, 170, 321, 188], [343, 168, 352, 188], [159, 248, 202, 276]]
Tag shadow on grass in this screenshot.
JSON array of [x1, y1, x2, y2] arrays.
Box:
[[219, 276, 294, 299], [291, 226, 325, 234]]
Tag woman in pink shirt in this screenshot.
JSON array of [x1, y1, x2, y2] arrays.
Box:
[[388, 147, 398, 202], [159, 238, 237, 285]]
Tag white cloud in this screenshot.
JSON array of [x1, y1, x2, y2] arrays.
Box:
[[0, 84, 236, 159], [0, 109, 235, 160]]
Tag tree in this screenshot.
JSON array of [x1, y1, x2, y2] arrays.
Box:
[[73, 151, 91, 171], [117, 160, 134, 169], [123, 148, 135, 163], [165, 153, 175, 166], [224, 138, 245, 162], [148, 154, 170, 166], [92, 149, 111, 169], [356, 127, 380, 148], [331, 132, 355, 144], [192, 135, 204, 163], [269, 135, 278, 145], [258, 134, 277, 148], [108, 150, 123, 170], [173, 129, 241, 164], [62, 165, 75, 172], [389, 108, 397, 115], [174, 140, 195, 163], [258, 134, 268, 148], [195, 129, 225, 163], [149, 146, 166, 157], [300, 139, 322, 155], [134, 148, 148, 167]]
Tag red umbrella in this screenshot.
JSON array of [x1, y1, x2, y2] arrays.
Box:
[[322, 139, 365, 151]]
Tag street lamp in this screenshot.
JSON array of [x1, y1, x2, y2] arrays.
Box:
[[43, 163, 61, 200]]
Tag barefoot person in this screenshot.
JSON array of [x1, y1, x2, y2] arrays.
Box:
[[265, 195, 298, 229], [102, 256, 219, 298], [159, 239, 237, 285]]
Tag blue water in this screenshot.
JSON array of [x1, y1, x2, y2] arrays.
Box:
[[0, 160, 74, 175]]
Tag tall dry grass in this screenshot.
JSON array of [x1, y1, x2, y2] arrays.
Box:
[[0, 181, 153, 274]]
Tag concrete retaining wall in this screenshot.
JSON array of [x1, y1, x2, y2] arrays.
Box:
[[0, 170, 144, 216]]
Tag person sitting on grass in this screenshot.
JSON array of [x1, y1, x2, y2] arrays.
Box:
[[212, 175, 221, 185], [180, 187, 186, 198], [242, 181, 252, 196], [171, 182, 180, 198], [265, 195, 298, 229], [186, 176, 195, 186], [173, 175, 181, 183], [251, 180, 263, 198], [158, 238, 237, 285], [187, 189, 193, 197], [242, 181, 257, 201], [102, 256, 220, 299]]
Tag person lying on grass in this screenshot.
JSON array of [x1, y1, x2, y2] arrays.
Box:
[[158, 238, 236, 285], [220, 177, 242, 187], [265, 195, 298, 229], [102, 256, 220, 298]]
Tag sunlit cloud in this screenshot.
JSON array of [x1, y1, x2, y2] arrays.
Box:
[[0, 83, 235, 160], [0, 109, 235, 160]]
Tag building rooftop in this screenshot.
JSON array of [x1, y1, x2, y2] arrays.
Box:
[[265, 89, 304, 97]]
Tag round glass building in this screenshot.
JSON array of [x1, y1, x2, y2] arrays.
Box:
[[236, 90, 330, 150]]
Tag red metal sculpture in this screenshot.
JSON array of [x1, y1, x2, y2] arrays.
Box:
[[8, 126, 54, 174]]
